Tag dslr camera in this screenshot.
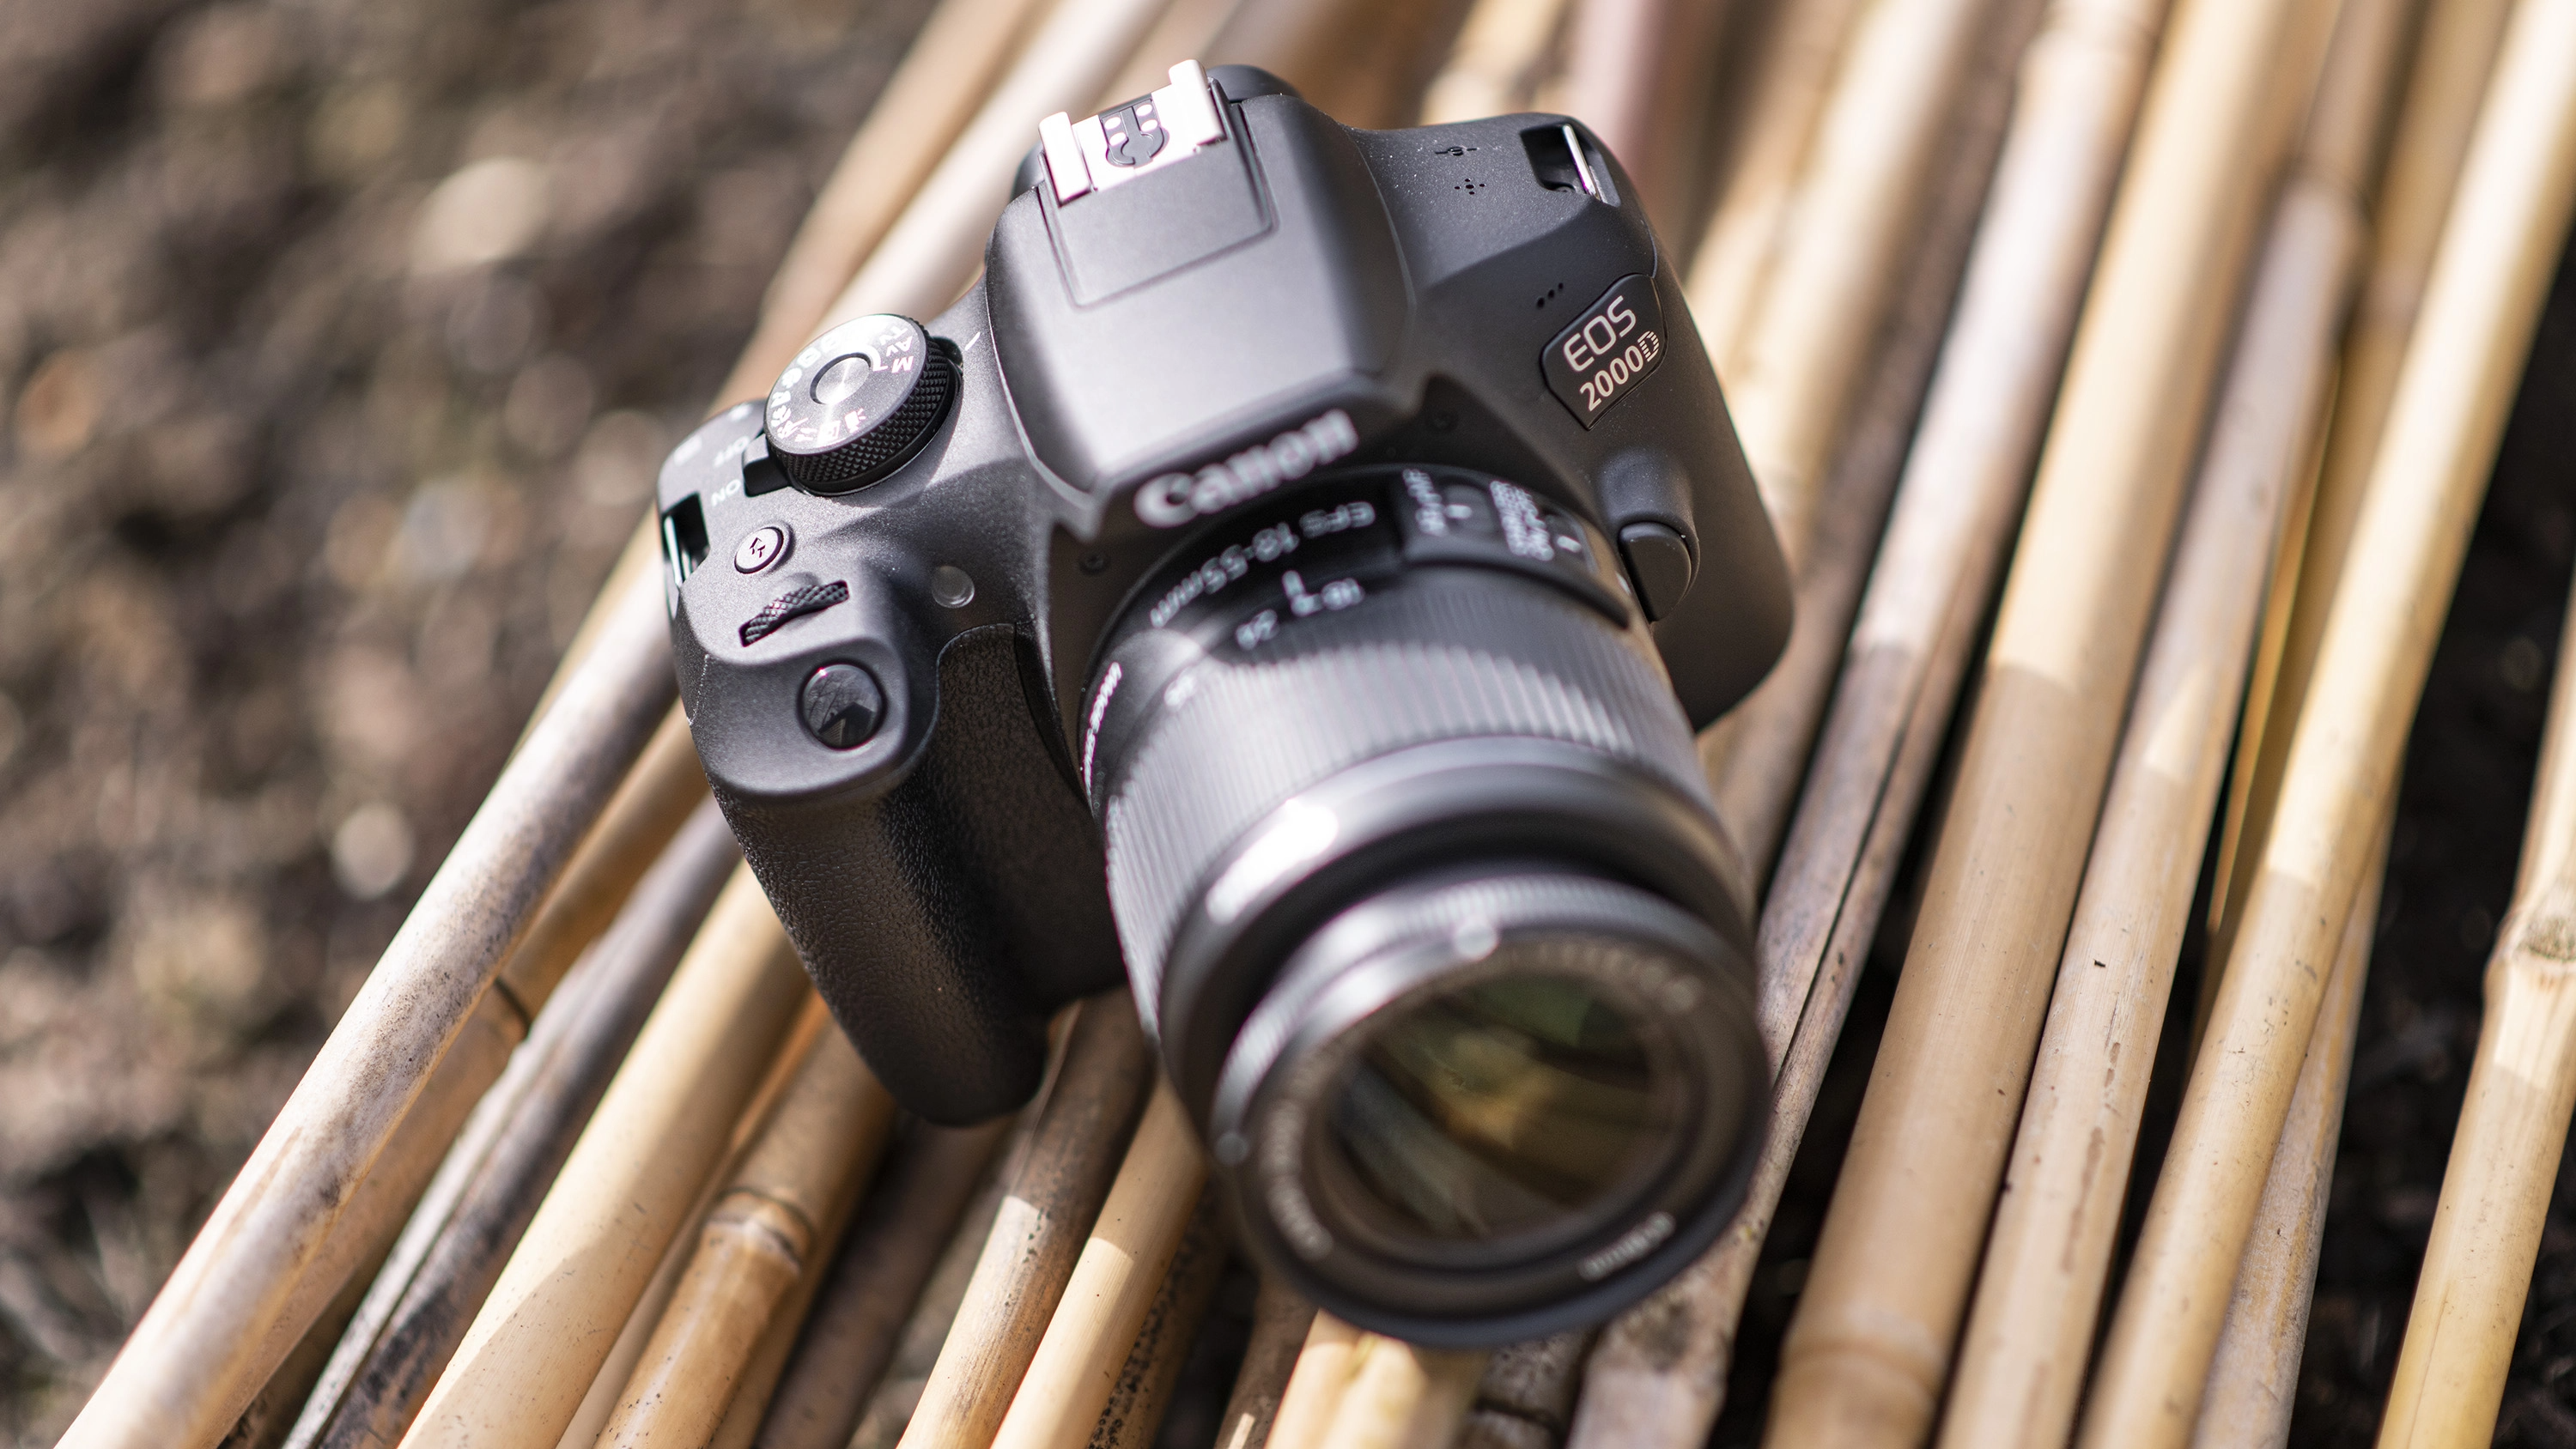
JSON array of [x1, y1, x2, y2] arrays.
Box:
[[655, 61, 1792, 1344]]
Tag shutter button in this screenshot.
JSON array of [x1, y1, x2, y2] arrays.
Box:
[[800, 663, 884, 749]]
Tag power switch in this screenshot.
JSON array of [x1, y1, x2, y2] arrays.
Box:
[[1618, 522, 1695, 621]]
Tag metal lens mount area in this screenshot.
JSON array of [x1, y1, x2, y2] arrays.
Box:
[[1209, 866, 1767, 1346], [763, 313, 957, 494]]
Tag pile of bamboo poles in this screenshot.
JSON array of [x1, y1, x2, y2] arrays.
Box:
[[57, 0, 2576, 1446]]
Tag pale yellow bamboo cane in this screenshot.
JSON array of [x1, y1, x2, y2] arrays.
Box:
[[1760, 0, 2342, 1439], [1684, 0, 1869, 364], [2079, 1, 2576, 1439], [1718, 0, 2003, 571], [1260, 1314, 1368, 1449], [1210, 1280, 1316, 1449], [2190, 815, 2388, 1449], [823, 0, 1186, 330], [2375, 594, 2576, 1446], [394, 869, 811, 1449], [1932, 2, 2414, 1441], [1316, 1336, 1488, 1449], [547, 1001, 830, 1449], [1558, 0, 1733, 235], [1419, 0, 1577, 124], [989, 1085, 1208, 1449], [1101, 0, 1247, 106], [743, 1120, 1014, 1449], [702, 1198, 852, 1449], [58, 3, 1018, 1424], [714, 0, 1054, 409], [1694, 0, 2040, 887], [1084, 1188, 1228, 1449], [1204, 0, 1474, 129], [596, 1031, 896, 1449], [896, 997, 1156, 1449], [57, 562, 672, 1449], [2208, 0, 2518, 935], [845, 1118, 1034, 1449], [1570, 2, 2171, 1440]]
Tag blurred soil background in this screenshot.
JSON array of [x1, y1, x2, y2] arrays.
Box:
[[0, 0, 934, 1437], [1, 0, 2573, 1446]]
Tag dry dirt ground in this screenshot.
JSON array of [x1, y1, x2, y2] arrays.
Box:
[[3, 2, 2575, 1446], [0, 0, 933, 1438]]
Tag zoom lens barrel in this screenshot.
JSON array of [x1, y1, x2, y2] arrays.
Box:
[[1082, 463, 1766, 1343]]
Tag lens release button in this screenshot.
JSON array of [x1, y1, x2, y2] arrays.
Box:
[[800, 662, 884, 749], [1617, 523, 1694, 621]]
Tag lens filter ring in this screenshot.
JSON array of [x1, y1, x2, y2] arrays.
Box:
[[1208, 866, 1765, 1347]]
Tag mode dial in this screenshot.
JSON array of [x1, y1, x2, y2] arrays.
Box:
[[764, 314, 957, 494]]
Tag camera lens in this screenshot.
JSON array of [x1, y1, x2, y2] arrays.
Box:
[[1082, 462, 1766, 1343], [1320, 973, 1669, 1248]]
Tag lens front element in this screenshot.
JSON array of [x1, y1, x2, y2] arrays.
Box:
[[1212, 866, 1765, 1346], [1322, 973, 1674, 1251]]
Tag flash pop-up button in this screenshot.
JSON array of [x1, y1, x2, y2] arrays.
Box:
[[1039, 59, 1227, 204]]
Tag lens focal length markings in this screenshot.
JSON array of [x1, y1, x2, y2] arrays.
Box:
[[1080, 466, 1637, 811]]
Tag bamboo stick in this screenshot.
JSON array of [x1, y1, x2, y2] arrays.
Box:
[[1419, 0, 1576, 124], [1317, 1337, 1488, 1449], [1571, 0, 2172, 1439], [1085, 1190, 1229, 1449], [1558, 0, 1731, 235], [2207, 0, 2516, 936], [2375, 584, 2576, 1444], [1932, 3, 2415, 1437], [845, 1117, 1036, 1449], [287, 803, 742, 1449], [1456, 1331, 1590, 1449], [1761, 0, 2343, 1437], [493, 710, 708, 1019], [1716, 0, 2003, 571], [2189, 816, 2388, 1449], [990, 1085, 1207, 1449], [1694, 0, 2039, 887], [61, 559, 674, 1449], [547, 1001, 832, 1449], [1260, 1315, 1368, 1449], [61, 0, 1040, 1418], [1102, 0, 1246, 107], [823, 0, 1186, 329], [392, 867, 812, 1449], [2079, 0, 2576, 1438], [895, 995, 1156, 1449], [248, 976, 580, 1449], [1210, 1279, 1315, 1449], [744, 1122, 1014, 1449], [708, 1197, 864, 1449], [1683, 0, 1869, 364], [596, 1031, 896, 1449], [703, 1210, 848, 1449], [1205, 0, 1475, 129], [714, 0, 1054, 409]]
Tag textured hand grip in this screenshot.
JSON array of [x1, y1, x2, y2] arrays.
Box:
[[718, 628, 1124, 1124]]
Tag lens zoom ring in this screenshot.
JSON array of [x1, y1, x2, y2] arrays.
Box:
[[1101, 578, 1704, 1003]]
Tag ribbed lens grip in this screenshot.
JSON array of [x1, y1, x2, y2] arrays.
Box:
[[1097, 573, 1707, 1007]]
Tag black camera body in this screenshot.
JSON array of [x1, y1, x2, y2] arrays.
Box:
[[657, 63, 1790, 1343]]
